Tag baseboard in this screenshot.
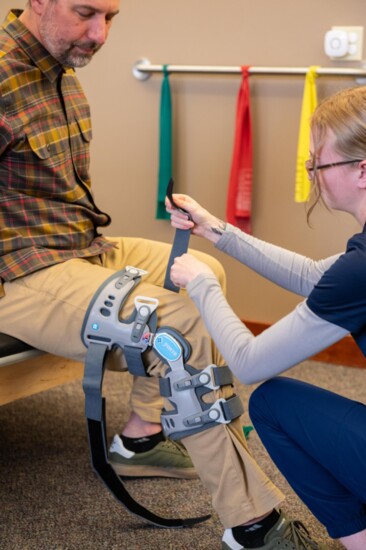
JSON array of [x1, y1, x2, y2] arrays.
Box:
[[245, 320, 366, 369]]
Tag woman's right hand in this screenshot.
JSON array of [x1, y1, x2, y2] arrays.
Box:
[[165, 193, 225, 243]]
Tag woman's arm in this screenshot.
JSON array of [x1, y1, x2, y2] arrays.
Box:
[[217, 224, 341, 297], [187, 273, 349, 384], [166, 194, 340, 296]]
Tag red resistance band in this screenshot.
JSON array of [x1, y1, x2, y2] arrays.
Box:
[[226, 66, 252, 233]]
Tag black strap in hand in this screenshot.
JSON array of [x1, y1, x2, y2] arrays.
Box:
[[164, 178, 192, 292]]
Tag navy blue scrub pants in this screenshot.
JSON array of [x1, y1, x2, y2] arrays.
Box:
[[249, 377, 366, 539]]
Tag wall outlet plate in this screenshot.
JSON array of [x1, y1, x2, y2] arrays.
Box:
[[324, 26, 364, 61]]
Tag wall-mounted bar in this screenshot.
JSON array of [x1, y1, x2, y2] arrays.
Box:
[[132, 58, 366, 81]]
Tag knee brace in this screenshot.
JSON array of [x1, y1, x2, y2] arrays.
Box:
[[82, 267, 243, 439], [81, 267, 211, 528], [81, 266, 243, 527]]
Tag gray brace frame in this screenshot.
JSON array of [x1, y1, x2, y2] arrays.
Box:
[[82, 268, 243, 438]]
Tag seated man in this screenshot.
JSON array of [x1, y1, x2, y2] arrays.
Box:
[[0, 2, 321, 548]]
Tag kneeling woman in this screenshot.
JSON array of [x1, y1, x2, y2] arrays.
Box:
[[166, 85, 366, 550]]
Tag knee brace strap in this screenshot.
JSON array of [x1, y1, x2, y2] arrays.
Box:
[[154, 330, 244, 440]]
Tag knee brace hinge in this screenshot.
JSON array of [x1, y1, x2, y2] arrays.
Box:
[[154, 330, 244, 440]]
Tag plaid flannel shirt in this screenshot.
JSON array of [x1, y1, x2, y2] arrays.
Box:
[[0, 10, 114, 288]]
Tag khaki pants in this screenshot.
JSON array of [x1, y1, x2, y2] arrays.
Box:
[[0, 237, 283, 527]]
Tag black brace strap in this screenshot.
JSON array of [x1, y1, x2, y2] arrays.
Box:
[[83, 342, 210, 528], [164, 178, 191, 292]]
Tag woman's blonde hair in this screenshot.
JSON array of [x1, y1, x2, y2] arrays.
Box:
[[307, 85, 366, 219]]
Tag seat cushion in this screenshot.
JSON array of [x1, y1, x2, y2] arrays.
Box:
[[0, 333, 34, 358]]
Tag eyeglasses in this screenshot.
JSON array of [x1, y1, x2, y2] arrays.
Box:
[[305, 159, 363, 181]]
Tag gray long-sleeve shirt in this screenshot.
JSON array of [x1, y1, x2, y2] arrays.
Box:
[[186, 224, 349, 384]]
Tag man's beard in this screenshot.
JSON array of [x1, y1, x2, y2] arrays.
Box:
[[53, 41, 100, 68], [41, 32, 100, 68]]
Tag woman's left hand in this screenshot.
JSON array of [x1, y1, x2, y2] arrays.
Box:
[[170, 253, 215, 288]]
